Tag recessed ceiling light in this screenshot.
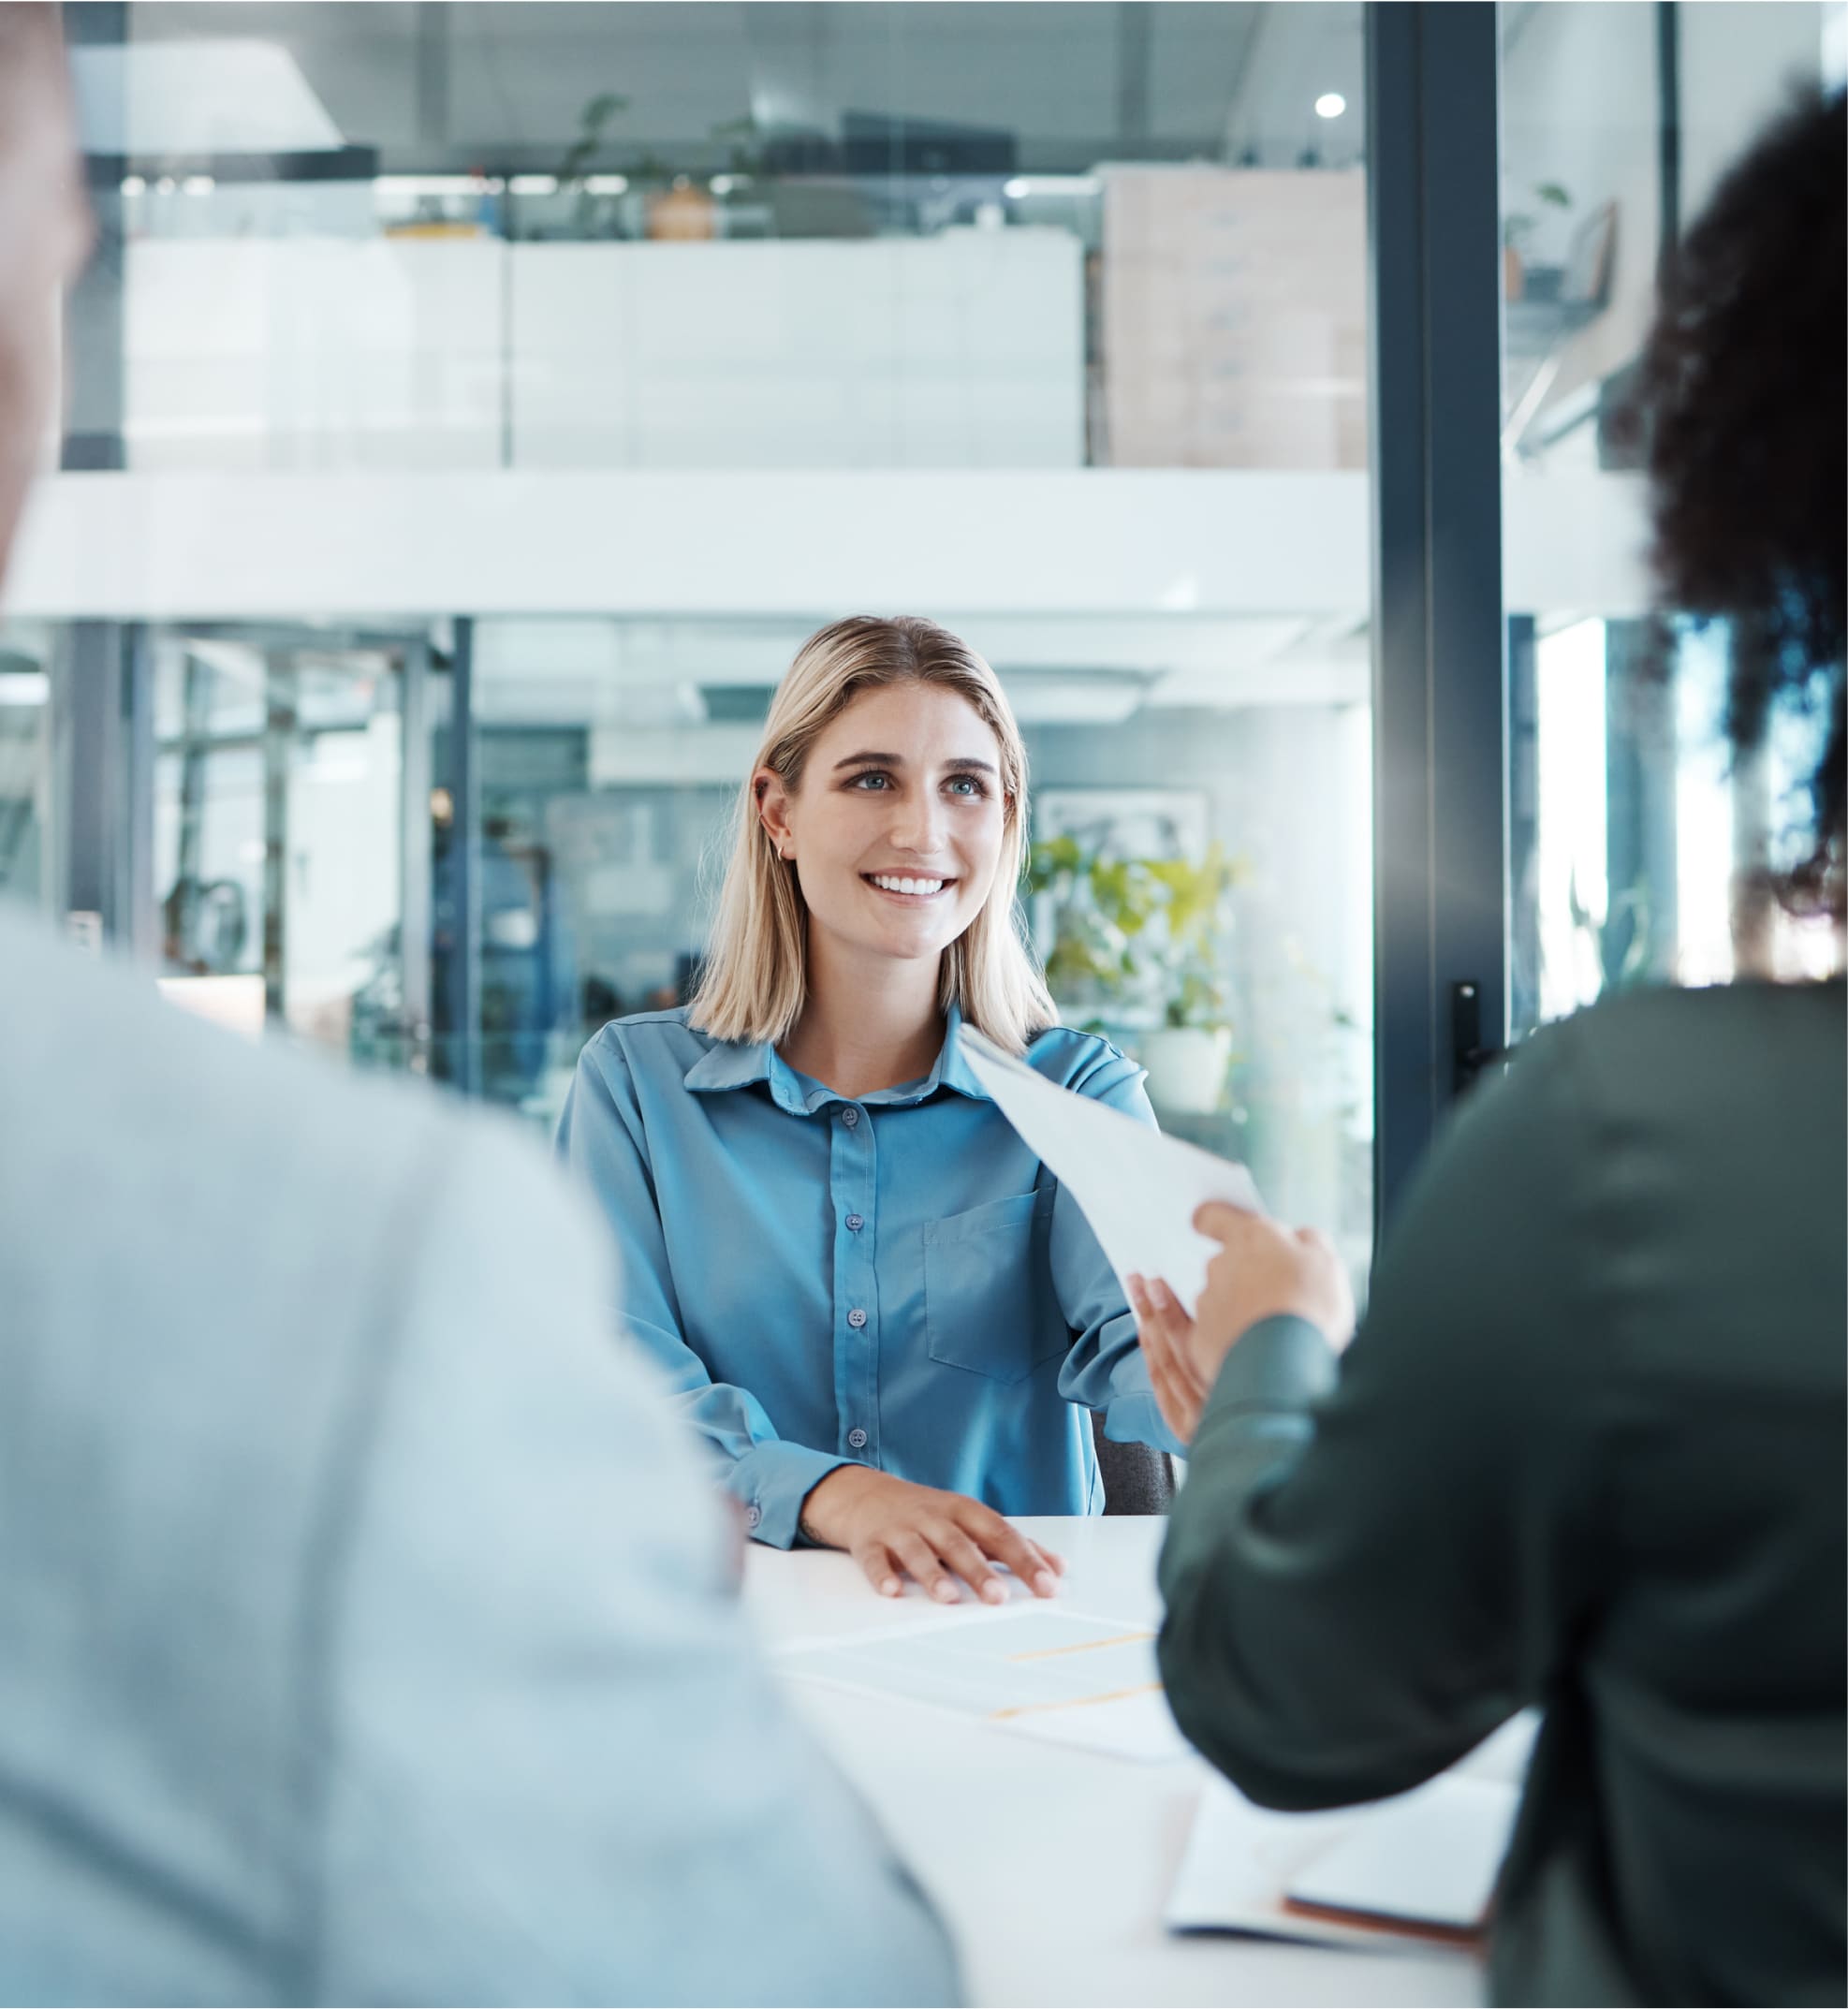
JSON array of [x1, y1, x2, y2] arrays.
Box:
[[1315, 93, 1347, 120]]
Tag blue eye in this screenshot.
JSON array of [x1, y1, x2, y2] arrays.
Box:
[[849, 770, 890, 790], [946, 774, 988, 798]]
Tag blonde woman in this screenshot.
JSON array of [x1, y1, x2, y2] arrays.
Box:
[[557, 616, 1182, 1601]]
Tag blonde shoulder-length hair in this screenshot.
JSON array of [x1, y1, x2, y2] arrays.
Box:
[[689, 614, 1056, 1055]]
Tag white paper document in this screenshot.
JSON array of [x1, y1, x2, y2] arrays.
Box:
[[1166, 1713, 1539, 1950], [774, 1605, 1192, 1763], [960, 1027, 1264, 1313]]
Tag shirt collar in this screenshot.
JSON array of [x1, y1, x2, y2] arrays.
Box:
[[682, 1004, 993, 1112]]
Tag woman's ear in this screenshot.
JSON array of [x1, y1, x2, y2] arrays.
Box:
[[755, 768, 797, 861]]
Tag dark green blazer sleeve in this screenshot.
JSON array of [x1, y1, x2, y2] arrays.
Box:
[[1157, 1030, 1606, 1811]]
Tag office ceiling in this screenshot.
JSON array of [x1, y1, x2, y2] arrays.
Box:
[[120, 3, 1365, 173]]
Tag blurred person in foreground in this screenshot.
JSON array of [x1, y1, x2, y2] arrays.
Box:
[[1132, 91, 1845, 2009], [0, 11, 956, 2002]]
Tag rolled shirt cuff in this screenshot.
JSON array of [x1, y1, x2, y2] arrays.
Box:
[[727, 1439, 858, 1550], [1099, 1370, 1191, 1461]]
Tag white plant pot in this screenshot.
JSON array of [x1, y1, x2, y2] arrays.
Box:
[[1139, 1025, 1232, 1115]]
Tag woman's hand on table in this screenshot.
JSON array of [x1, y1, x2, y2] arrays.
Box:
[[1129, 1203, 1357, 1446], [798, 1466, 1065, 1605]]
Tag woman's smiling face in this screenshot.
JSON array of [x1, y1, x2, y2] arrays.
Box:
[[757, 681, 1008, 974]]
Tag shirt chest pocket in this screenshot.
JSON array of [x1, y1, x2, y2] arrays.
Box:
[[923, 1188, 1066, 1386]]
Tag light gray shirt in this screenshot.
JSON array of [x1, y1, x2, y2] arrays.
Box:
[[0, 904, 958, 2006]]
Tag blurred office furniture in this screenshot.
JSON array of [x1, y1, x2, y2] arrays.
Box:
[[154, 974, 266, 1039]]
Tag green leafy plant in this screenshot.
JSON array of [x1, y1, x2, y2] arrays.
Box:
[[1503, 179, 1572, 252], [558, 92, 631, 187], [1026, 836, 1244, 1030]]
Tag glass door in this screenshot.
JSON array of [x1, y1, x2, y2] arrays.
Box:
[[151, 623, 437, 1070]]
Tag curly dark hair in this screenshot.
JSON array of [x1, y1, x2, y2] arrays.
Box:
[[1625, 88, 1846, 917]]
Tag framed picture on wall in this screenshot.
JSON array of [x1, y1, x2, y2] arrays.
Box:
[[1034, 788, 1210, 863]]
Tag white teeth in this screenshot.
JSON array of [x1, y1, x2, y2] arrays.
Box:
[[871, 874, 945, 896]]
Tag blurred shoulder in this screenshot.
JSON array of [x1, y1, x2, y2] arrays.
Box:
[[1022, 1020, 1146, 1097], [1524, 976, 1844, 1103], [0, 902, 446, 1194], [578, 1005, 718, 1083], [0, 902, 598, 1284]]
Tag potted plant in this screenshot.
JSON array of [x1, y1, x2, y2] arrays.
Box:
[[1026, 837, 1244, 1115], [1503, 181, 1572, 301]]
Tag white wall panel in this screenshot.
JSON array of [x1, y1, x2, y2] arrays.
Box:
[[509, 231, 1083, 470], [125, 240, 506, 472]]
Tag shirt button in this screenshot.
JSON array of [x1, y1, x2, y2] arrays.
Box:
[[847, 1428, 869, 1450], [744, 1503, 761, 1531], [842, 1106, 860, 1128], [847, 1307, 868, 1328], [845, 1213, 864, 1231]]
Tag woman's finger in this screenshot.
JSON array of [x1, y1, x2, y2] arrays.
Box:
[[851, 1539, 903, 1599], [1149, 1280, 1210, 1401], [956, 1503, 1061, 1596], [892, 1530, 962, 1605], [1140, 1316, 1201, 1443], [1156, 1303, 1210, 1430], [1137, 1310, 1183, 1424], [932, 1522, 1009, 1606]]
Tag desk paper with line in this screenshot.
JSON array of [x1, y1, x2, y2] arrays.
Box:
[[960, 1026, 1263, 1313], [775, 1605, 1190, 1763]]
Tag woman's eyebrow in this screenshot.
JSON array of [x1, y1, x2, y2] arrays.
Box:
[[830, 751, 998, 773]]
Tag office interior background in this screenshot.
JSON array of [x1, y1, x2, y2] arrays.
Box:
[[2, 0, 1841, 1279]]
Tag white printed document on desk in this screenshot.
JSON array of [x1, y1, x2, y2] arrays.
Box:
[[960, 1026, 1263, 1314], [775, 1605, 1190, 1763]]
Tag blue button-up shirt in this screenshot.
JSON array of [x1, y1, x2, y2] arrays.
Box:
[[555, 1004, 1181, 1547]]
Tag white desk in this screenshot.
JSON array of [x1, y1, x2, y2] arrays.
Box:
[[746, 1516, 1485, 2008]]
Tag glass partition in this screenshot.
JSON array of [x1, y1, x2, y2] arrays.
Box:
[[38, 0, 1383, 1274], [1499, 1, 1838, 1039], [83, 3, 1368, 477]]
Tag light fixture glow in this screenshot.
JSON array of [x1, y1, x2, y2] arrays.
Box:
[[120, 173, 146, 196], [1003, 174, 1099, 200], [0, 670, 51, 707], [1314, 92, 1347, 120]]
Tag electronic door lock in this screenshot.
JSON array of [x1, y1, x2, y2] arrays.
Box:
[[1451, 980, 1507, 1097]]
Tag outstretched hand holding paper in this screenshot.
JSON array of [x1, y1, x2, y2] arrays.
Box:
[[959, 1027, 1264, 1317]]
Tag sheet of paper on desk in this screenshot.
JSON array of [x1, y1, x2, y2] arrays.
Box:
[[775, 1605, 1191, 1763], [959, 1028, 1262, 1314], [1166, 1712, 1539, 1950]]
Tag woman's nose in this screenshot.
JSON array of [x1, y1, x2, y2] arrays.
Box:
[[889, 794, 947, 855]]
